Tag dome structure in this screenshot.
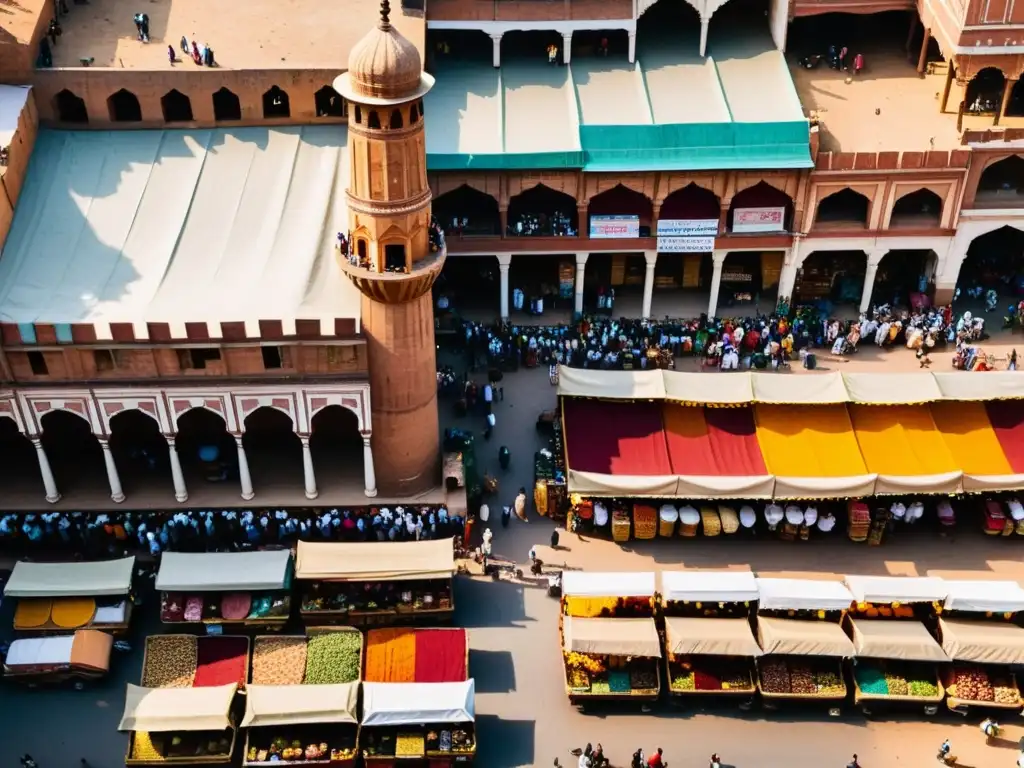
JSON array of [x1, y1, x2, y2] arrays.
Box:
[[333, 0, 434, 106]]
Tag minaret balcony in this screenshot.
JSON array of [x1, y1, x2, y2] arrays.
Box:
[[336, 234, 446, 304]]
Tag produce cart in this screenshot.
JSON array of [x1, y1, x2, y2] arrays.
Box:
[[664, 617, 759, 706], [661, 571, 758, 619], [361, 680, 477, 766], [296, 540, 455, 627], [140, 634, 251, 690], [6, 557, 135, 635], [562, 616, 662, 704], [242, 683, 359, 766], [249, 629, 363, 687], [938, 619, 1024, 713], [3, 628, 113, 688], [156, 550, 292, 632], [120, 682, 240, 765]]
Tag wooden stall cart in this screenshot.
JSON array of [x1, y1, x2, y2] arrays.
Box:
[[7, 557, 135, 636], [664, 617, 759, 707], [562, 616, 662, 705], [3, 629, 113, 689]]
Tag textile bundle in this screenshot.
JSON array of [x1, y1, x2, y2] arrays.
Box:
[[364, 628, 467, 683]]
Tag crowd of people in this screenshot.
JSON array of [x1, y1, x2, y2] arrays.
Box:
[[0, 506, 463, 558]]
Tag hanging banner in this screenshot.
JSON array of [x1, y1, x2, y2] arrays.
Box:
[[732, 207, 786, 233], [657, 219, 718, 237], [590, 215, 640, 239], [657, 235, 716, 253]]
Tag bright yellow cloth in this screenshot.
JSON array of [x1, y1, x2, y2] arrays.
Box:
[[754, 404, 868, 477], [14, 599, 52, 629], [930, 401, 1013, 475], [849, 405, 958, 476], [50, 597, 97, 628]]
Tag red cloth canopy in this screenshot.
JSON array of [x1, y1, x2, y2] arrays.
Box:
[[985, 400, 1024, 472], [663, 404, 767, 476], [562, 399, 671, 476]]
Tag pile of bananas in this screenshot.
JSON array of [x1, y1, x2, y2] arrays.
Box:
[[565, 652, 605, 674]]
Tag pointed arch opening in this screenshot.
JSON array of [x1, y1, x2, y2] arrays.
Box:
[[794, 250, 867, 314], [242, 406, 301, 497], [889, 189, 943, 228], [40, 409, 105, 497], [409, 103, 419, 124], [814, 188, 870, 228], [54, 89, 88, 124], [433, 185, 501, 236], [367, 110, 381, 129], [108, 89, 142, 123], [977, 155, 1024, 202], [213, 87, 241, 121], [315, 85, 346, 117], [175, 407, 234, 487], [309, 405, 364, 506], [262, 86, 290, 118], [389, 109, 403, 129], [586, 184, 653, 237], [965, 67, 1006, 115], [161, 89, 194, 123], [660, 183, 721, 221], [108, 409, 165, 495], [728, 181, 792, 233], [507, 183, 578, 236], [957, 225, 1024, 305], [0, 418, 39, 503], [875, 249, 939, 308]]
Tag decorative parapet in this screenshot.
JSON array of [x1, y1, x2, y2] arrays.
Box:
[[813, 150, 971, 172], [962, 128, 1024, 146]]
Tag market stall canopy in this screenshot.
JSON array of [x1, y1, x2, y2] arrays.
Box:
[[295, 539, 454, 582], [362, 680, 475, 727], [118, 683, 238, 732], [155, 550, 292, 592], [985, 400, 1024, 475], [662, 371, 753, 404], [661, 570, 759, 603], [942, 580, 1024, 613], [562, 571, 656, 598], [665, 617, 761, 657], [241, 684, 358, 727], [757, 617, 855, 657], [756, 578, 854, 612], [933, 372, 1024, 401], [557, 367, 666, 400], [930, 401, 1024, 492], [939, 618, 1024, 664], [750, 372, 849, 405], [562, 616, 662, 658], [849, 618, 948, 662], [5, 629, 113, 672], [842, 373, 943, 405], [4, 557, 135, 598], [844, 575, 947, 605]]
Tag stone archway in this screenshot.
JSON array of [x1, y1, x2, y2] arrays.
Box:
[[161, 89, 193, 123], [108, 89, 142, 122], [54, 89, 88, 124], [0, 417, 40, 502], [263, 86, 290, 119], [728, 181, 792, 233], [507, 184, 579, 236], [242, 406, 302, 497], [108, 409, 166, 495], [794, 250, 867, 314], [315, 85, 346, 117], [965, 67, 1006, 116], [40, 409, 105, 497], [660, 182, 720, 220], [309, 405, 363, 500], [175, 406, 235, 489], [432, 184, 502, 236], [889, 188, 943, 228], [814, 188, 870, 228], [977, 155, 1024, 202], [213, 87, 241, 121], [587, 184, 653, 237], [956, 225, 1024, 302]]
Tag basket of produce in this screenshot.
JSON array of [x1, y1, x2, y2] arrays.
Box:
[[633, 505, 657, 540], [668, 656, 755, 695], [700, 507, 721, 537], [757, 659, 847, 700], [718, 506, 739, 535], [141, 635, 198, 689], [678, 505, 700, 537], [944, 667, 1021, 709], [658, 505, 679, 537], [611, 509, 631, 542], [852, 662, 943, 703], [249, 629, 362, 686]]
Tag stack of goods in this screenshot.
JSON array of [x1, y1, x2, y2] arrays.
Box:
[[1009, 499, 1024, 535], [565, 652, 604, 692], [395, 734, 425, 758], [883, 671, 908, 696], [856, 664, 943, 700], [251, 638, 308, 685], [658, 505, 678, 537], [13, 600, 54, 630], [195, 636, 249, 688], [565, 653, 657, 695], [611, 509, 631, 542], [364, 628, 468, 683], [15, 598, 101, 631], [142, 635, 249, 689], [789, 664, 815, 694], [608, 670, 630, 693], [133, 732, 232, 762], [246, 737, 350, 764], [632, 505, 657, 540], [759, 659, 790, 693], [718, 506, 739, 535], [250, 631, 362, 686], [629, 661, 658, 692], [854, 665, 888, 696], [678, 506, 700, 537], [425, 728, 474, 756], [983, 500, 1011, 536], [847, 502, 870, 542], [949, 666, 995, 702], [161, 592, 289, 623], [850, 602, 915, 619], [700, 507, 721, 537], [694, 669, 721, 691], [564, 595, 652, 619], [759, 660, 844, 697]]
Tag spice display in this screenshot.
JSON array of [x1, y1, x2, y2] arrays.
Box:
[[219, 593, 252, 621], [303, 632, 362, 684], [672, 673, 695, 691], [907, 678, 939, 698], [590, 679, 611, 694], [568, 668, 590, 689], [814, 670, 844, 696], [142, 635, 197, 688], [131, 732, 161, 761], [721, 670, 753, 691], [194, 636, 249, 688], [50, 598, 96, 629], [854, 665, 888, 695], [789, 664, 815, 694], [251, 637, 308, 685], [609, 670, 631, 693], [759, 659, 790, 693], [630, 666, 658, 691], [395, 734, 425, 758], [694, 669, 721, 691], [364, 628, 467, 683], [883, 672, 908, 697], [564, 596, 652, 619]]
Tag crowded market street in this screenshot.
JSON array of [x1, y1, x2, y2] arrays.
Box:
[[2, 344, 1024, 768]]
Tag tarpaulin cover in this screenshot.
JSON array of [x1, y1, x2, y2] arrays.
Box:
[[757, 617, 854, 657], [756, 578, 854, 611], [843, 373, 943, 404], [561, 571, 656, 598], [662, 371, 753, 404], [241, 683, 358, 727], [985, 400, 1024, 473], [557, 367, 666, 400], [843, 575, 947, 604], [119, 683, 237, 732], [750, 372, 849, 404], [665, 617, 761, 657], [295, 539, 454, 581], [931, 402, 1024, 491], [5, 629, 113, 672], [849, 619, 948, 662], [661, 570, 759, 603], [562, 616, 662, 657], [364, 628, 468, 683], [942, 580, 1024, 613], [848, 404, 962, 494], [5, 557, 135, 597], [939, 618, 1024, 665], [156, 551, 291, 592], [563, 399, 672, 476], [361, 680, 475, 726], [754, 405, 874, 497]]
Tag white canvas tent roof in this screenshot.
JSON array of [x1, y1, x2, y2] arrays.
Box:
[[241, 684, 358, 727], [561, 571, 655, 598], [849, 619, 947, 662], [756, 578, 853, 612], [844, 575, 947, 605], [757, 617, 854, 657], [661, 570, 759, 603], [770, 473, 878, 500], [5, 557, 135, 597], [562, 616, 662, 657], [295, 539, 454, 581], [156, 550, 291, 592], [750, 372, 849, 404], [362, 681, 475, 726], [662, 371, 753, 404], [118, 683, 237, 732], [665, 617, 761, 657], [939, 618, 1024, 665], [567, 470, 775, 500], [933, 372, 1024, 401], [842, 373, 943, 404], [556, 367, 665, 400], [942, 580, 1024, 613]]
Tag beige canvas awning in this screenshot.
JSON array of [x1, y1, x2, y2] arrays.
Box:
[[562, 616, 661, 658], [772, 473, 878, 500], [557, 367, 666, 400], [939, 618, 1024, 665], [872, 470, 963, 496], [933, 372, 1024, 401], [5, 557, 135, 597], [751, 372, 849, 404], [961, 472, 1024, 492], [241, 684, 358, 727], [295, 539, 454, 581], [567, 469, 681, 498], [118, 683, 237, 732], [757, 617, 854, 657], [665, 617, 761, 657], [156, 550, 291, 592], [842, 373, 943, 404], [849, 619, 947, 662], [662, 371, 754, 404]]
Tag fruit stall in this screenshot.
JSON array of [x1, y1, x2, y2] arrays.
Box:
[[3, 628, 113, 687], [664, 617, 760, 702], [156, 550, 293, 631], [364, 628, 469, 683], [250, 629, 363, 686], [937, 579, 1024, 713], [119, 682, 240, 765], [241, 682, 359, 766], [661, 570, 759, 619], [295, 540, 455, 627], [361, 680, 477, 766], [141, 634, 251, 690], [754, 578, 855, 710], [562, 615, 662, 703], [6, 556, 135, 635]]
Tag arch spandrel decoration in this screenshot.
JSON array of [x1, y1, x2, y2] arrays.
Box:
[[168, 394, 238, 433], [505, 174, 580, 202], [656, 175, 723, 205], [954, 55, 1024, 86], [432, 175, 501, 201], [95, 394, 171, 435], [0, 395, 27, 433], [584, 176, 656, 205], [638, 0, 721, 19], [303, 387, 371, 436], [20, 393, 102, 436], [233, 393, 300, 433]]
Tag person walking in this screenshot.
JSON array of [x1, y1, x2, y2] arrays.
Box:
[[21, 756, 38, 768], [180, 35, 189, 55], [647, 747, 665, 767], [167, 45, 176, 64], [514, 487, 528, 523]]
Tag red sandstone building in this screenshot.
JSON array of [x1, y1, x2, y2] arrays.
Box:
[[1, 0, 1024, 509]]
